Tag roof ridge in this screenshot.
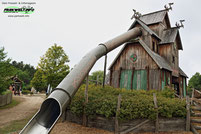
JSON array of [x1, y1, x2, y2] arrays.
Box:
[[141, 9, 167, 17], [135, 19, 161, 40], [164, 27, 179, 31]]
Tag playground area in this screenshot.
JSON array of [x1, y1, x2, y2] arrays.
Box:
[[0, 94, 193, 134]]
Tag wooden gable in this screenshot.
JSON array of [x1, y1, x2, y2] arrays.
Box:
[[110, 42, 158, 71]]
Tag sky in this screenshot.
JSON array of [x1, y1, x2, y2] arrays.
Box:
[[0, 0, 201, 80]]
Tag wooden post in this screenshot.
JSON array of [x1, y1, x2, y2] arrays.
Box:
[[96, 75, 99, 85], [83, 74, 89, 126], [186, 96, 190, 131], [159, 70, 162, 90], [115, 94, 121, 134], [110, 70, 113, 86], [131, 67, 135, 90], [153, 93, 159, 133], [146, 66, 150, 90], [191, 88, 194, 105], [103, 54, 107, 88], [118, 68, 122, 88], [62, 108, 67, 122]]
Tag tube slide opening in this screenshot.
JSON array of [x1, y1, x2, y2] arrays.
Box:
[[36, 98, 61, 129]]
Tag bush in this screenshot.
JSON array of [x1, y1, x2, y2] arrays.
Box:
[[23, 84, 32, 91], [1, 90, 12, 95], [70, 85, 186, 120], [21, 90, 31, 95]]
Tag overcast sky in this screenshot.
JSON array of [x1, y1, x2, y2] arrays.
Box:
[[0, 0, 201, 80]]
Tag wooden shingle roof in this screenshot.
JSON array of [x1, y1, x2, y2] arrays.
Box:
[[129, 19, 161, 40], [139, 10, 167, 25], [138, 40, 172, 71], [159, 28, 183, 50]]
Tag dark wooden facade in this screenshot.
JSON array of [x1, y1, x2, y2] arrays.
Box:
[[109, 9, 188, 97]]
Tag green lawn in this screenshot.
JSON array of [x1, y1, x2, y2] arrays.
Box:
[[0, 116, 32, 134]]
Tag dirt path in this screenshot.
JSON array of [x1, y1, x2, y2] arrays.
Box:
[[51, 121, 113, 134], [51, 121, 193, 134], [0, 95, 44, 128]]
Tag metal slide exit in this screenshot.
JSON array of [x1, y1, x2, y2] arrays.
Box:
[[20, 27, 142, 134]]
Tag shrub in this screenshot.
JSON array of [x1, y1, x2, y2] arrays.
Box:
[[23, 84, 32, 91], [1, 90, 12, 95], [69, 85, 186, 120], [21, 90, 31, 95]]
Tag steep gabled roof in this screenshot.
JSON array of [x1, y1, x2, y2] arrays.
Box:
[[179, 67, 188, 78], [159, 27, 183, 50], [108, 39, 172, 71], [129, 19, 161, 40], [139, 40, 172, 71], [139, 10, 168, 25]]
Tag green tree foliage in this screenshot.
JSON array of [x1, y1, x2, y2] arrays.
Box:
[[31, 69, 46, 92], [0, 47, 16, 94], [11, 61, 36, 85], [31, 44, 70, 90], [89, 70, 104, 84], [188, 72, 201, 90], [0, 47, 7, 62]]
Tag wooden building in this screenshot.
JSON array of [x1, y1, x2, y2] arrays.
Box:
[[108, 8, 188, 97]]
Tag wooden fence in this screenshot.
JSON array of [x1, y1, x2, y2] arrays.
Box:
[[64, 92, 187, 133], [0, 92, 12, 106]]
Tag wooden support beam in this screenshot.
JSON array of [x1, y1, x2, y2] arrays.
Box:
[[110, 70, 113, 86], [118, 67, 122, 88], [147, 66, 150, 90], [115, 94, 122, 134], [191, 88, 195, 105], [120, 120, 149, 134], [159, 69, 162, 90], [186, 96, 190, 131], [131, 67, 135, 90], [61, 108, 67, 122], [83, 74, 89, 126], [96, 75, 99, 86], [153, 93, 159, 132], [102, 54, 107, 88]]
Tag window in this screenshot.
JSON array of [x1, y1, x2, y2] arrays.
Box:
[[172, 56, 175, 64], [152, 41, 155, 52], [156, 44, 158, 53]]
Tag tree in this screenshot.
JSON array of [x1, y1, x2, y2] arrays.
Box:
[[11, 61, 36, 85], [31, 69, 46, 92], [89, 70, 104, 85], [0, 47, 7, 62], [188, 72, 201, 90], [31, 44, 70, 90], [0, 47, 16, 94]]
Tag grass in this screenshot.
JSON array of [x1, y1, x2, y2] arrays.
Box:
[[0, 99, 20, 110], [0, 115, 33, 134]]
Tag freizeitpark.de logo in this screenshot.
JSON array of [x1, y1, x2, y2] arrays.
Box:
[[4, 6, 34, 14]]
